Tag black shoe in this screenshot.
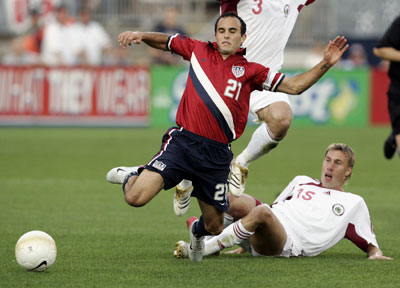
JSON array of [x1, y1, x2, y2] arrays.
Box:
[[384, 133, 397, 159]]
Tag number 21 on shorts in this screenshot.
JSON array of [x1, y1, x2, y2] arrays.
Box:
[[214, 183, 229, 201]]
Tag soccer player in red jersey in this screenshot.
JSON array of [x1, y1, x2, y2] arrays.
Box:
[[174, 0, 317, 215]]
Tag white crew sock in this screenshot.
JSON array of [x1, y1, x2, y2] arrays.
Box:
[[177, 179, 192, 189], [203, 220, 254, 256], [235, 122, 279, 168]]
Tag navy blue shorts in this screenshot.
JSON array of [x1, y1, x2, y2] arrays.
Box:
[[144, 127, 233, 212]]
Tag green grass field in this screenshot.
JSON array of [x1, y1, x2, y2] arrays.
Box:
[[0, 126, 399, 287]]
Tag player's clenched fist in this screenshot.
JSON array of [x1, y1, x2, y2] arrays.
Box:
[[118, 31, 143, 47]]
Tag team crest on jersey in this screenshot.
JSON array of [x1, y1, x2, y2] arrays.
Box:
[[232, 66, 245, 78], [284, 4, 290, 17], [332, 204, 345, 216]]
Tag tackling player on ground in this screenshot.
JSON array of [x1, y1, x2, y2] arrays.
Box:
[[175, 143, 392, 260]]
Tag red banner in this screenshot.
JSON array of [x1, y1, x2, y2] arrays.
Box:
[[370, 68, 390, 125], [0, 66, 150, 126]]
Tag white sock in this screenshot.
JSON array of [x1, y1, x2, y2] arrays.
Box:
[[177, 179, 192, 189], [235, 123, 279, 168], [203, 220, 254, 256]]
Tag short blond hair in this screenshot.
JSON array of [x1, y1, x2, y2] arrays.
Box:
[[325, 143, 355, 179]]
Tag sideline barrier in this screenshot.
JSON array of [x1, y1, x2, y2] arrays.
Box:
[[0, 66, 150, 126], [0, 66, 391, 127]]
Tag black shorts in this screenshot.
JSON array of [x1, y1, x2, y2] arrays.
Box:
[[144, 127, 233, 212]]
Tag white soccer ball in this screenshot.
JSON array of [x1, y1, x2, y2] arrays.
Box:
[[15, 230, 57, 272]]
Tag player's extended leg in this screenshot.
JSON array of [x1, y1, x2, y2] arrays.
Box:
[[174, 194, 260, 259], [230, 102, 292, 197], [202, 205, 286, 257], [123, 169, 164, 207]]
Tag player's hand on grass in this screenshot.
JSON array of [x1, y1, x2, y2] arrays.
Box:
[[118, 31, 143, 48], [224, 247, 247, 254], [368, 254, 393, 260], [323, 36, 349, 67], [367, 245, 392, 260]]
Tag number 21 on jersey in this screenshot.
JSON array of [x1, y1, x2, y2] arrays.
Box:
[[224, 79, 242, 101]]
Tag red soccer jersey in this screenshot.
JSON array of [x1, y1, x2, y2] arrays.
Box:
[[168, 34, 284, 144]]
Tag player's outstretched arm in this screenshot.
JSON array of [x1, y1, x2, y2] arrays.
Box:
[[275, 36, 349, 95], [373, 47, 400, 62], [118, 31, 169, 51], [367, 244, 393, 260]]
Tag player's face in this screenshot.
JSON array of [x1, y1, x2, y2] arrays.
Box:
[[321, 150, 352, 190], [215, 17, 246, 58]]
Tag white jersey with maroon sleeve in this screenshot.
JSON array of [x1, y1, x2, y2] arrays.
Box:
[[271, 176, 379, 257], [220, 0, 316, 70], [167, 34, 284, 144]]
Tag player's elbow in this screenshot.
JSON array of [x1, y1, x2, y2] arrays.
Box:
[[373, 48, 382, 58], [278, 79, 305, 95], [293, 87, 306, 95]]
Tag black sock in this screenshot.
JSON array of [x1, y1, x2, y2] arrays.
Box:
[[192, 215, 211, 238], [122, 171, 139, 194]]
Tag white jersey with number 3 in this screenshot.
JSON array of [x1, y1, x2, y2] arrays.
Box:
[[271, 176, 379, 257], [222, 0, 315, 70], [220, 0, 316, 114]]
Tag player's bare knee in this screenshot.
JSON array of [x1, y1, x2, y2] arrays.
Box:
[[205, 220, 224, 235], [124, 189, 147, 207], [266, 112, 291, 138], [254, 205, 274, 224]]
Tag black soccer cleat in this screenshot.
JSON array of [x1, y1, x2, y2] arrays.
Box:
[[384, 133, 397, 159]]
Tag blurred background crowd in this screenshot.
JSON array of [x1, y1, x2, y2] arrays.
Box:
[[0, 0, 399, 69]]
